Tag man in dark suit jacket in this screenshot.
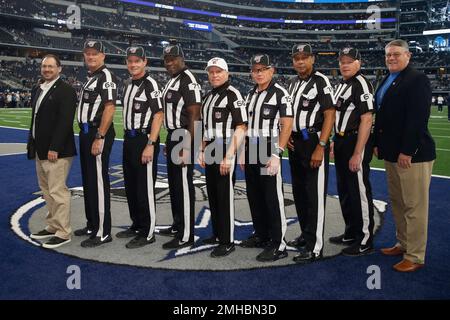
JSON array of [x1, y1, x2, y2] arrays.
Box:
[[28, 54, 77, 249], [374, 40, 436, 273]]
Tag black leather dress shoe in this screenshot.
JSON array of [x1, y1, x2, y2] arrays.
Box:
[[287, 235, 307, 248], [293, 250, 322, 264]]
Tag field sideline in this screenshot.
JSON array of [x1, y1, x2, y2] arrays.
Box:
[[0, 106, 448, 176]]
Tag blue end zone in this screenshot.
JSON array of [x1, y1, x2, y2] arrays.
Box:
[[1, 126, 449, 299]]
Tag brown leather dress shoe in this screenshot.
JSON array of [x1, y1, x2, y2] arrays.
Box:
[[393, 259, 424, 272], [380, 246, 405, 256]]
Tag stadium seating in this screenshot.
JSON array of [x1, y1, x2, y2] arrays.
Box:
[[0, 0, 449, 97]]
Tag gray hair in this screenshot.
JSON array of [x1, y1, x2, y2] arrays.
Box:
[[385, 39, 409, 52]]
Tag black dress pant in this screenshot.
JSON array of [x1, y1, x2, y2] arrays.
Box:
[[205, 141, 236, 245], [166, 130, 195, 242], [245, 139, 287, 251], [79, 126, 115, 238], [334, 134, 374, 246], [288, 132, 329, 255], [123, 133, 159, 238]]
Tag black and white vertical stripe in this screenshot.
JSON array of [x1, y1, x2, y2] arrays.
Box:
[[162, 69, 201, 130], [334, 73, 374, 134], [202, 84, 247, 141], [246, 82, 292, 138], [122, 75, 162, 130], [288, 71, 334, 132], [77, 67, 116, 124]]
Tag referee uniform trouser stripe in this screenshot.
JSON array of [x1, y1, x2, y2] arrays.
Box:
[[357, 149, 371, 245], [95, 154, 105, 238], [228, 158, 235, 243], [146, 160, 156, 239], [276, 169, 287, 251], [181, 165, 190, 242], [313, 155, 325, 254]]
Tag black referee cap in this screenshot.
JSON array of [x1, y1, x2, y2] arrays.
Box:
[[83, 40, 105, 53], [339, 47, 361, 61], [163, 44, 184, 58], [291, 43, 313, 56], [126, 46, 146, 59], [250, 54, 271, 66]]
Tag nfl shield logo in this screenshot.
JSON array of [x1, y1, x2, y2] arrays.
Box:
[[134, 103, 141, 110], [167, 92, 172, 99], [215, 111, 222, 119], [263, 108, 270, 116], [337, 100, 342, 108], [84, 92, 89, 100], [303, 99, 309, 107]]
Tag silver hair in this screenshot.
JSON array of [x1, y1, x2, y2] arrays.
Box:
[[385, 39, 409, 52]]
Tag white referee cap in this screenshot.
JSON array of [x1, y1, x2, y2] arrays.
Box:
[[206, 57, 228, 72]]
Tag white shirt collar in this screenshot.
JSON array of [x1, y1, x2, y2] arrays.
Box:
[[40, 77, 60, 91]]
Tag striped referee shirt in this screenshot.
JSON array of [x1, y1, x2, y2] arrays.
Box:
[[162, 67, 202, 130], [246, 80, 293, 138], [122, 72, 162, 131], [333, 71, 374, 134], [202, 81, 247, 141], [287, 70, 334, 132], [77, 65, 117, 124]]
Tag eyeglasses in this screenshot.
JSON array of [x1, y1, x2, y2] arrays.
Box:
[[251, 66, 272, 74], [385, 53, 403, 58]]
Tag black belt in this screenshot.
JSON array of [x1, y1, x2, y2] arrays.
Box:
[[335, 130, 358, 138], [292, 127, 320, 138], [124, 128, 149, 138], [79, 122, 99, 133]]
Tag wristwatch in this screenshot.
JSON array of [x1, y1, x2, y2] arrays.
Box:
[[147, 138, 157, 146], [318, 140, 327, 148], [95, 132, 105, 139]]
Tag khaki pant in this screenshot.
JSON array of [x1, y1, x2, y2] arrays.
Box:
[[36, 156, 74, 240], [385, 160, 434, 264]]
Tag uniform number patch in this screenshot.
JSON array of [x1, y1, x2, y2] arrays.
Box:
[[360, 93, 373, 102], [102, 81, 117, 89], [188, 83, 201, 91]]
